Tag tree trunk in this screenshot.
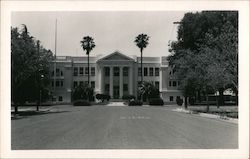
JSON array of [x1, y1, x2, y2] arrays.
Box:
[[140, 49, 143, 84], [219, 88, 224, 106], [140, 49, 143, 102], [184, 96, 188, 109], [87, 52, 90, 86], [206, 95, 210, 112]]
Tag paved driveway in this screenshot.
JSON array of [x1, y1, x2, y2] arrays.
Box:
[[11, 105, 238, 149]]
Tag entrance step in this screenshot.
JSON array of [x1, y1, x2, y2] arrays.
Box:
[[106, 102, 127, 106]]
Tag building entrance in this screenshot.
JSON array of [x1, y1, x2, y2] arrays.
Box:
[[113, 86, 120, 99]]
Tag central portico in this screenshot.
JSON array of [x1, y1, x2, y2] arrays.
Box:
[[97, 51, 135, 99]]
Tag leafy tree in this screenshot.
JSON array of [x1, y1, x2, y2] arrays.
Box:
[[80, 36, 96, 85], [138, 81, 160, 102], [11, 25, 53, 114], [168, 11, 238, 109], [72, 83, 94, 101], [134, 34, 149, 84]]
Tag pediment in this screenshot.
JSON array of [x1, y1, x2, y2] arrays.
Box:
[[98, 51, 134, 62]]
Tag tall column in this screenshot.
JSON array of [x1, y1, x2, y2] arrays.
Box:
[[129, 66, 133, 95], [109, 66, 113, 98], [100, 66, 104, 94], [119, 67, 123, 98]]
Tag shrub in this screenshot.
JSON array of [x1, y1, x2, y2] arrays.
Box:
[[128, 100, 143, 106], [122, 94, 135, 101], [73, 100, 91, 106], [72, 84, 94, 101], [176, 97, 183, 106], [96, 94, 110, 102], [149, 98, 164, 106]]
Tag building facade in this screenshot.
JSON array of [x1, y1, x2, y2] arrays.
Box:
[[51, 51, 183, 103]]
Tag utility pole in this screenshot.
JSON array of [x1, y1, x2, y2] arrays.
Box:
[[53, 19, 57, 103]]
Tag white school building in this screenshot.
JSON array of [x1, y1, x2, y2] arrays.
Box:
[[51, 51, 183, 103]]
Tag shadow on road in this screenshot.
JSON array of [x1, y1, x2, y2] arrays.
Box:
[[11, 110, 71, 120]]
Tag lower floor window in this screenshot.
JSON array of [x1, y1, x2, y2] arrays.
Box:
[[59, 96, 63, 101], [91, 81, 95, 88], [170, 96, 174, 101]]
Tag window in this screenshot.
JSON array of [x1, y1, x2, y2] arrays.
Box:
[[173, 81, 177, 87], [138, 67, 142, 76], [56, 81, 60, 87], [91, 67, 95, 76], [123, 67, 128, 76], [105, 67, 110, 76], [123, 84, 128, 91], [149, 67, 154, 76], [155, 81, 159, 90], [155, 68, 159, 76], [73, 67, 78, 76], [114, 67, 119, 76], [51, 71, 54, 76], [73, 81, 78, 88], [79, 67, 84, 76], [85, 67, 89, 75], [170, 96, 174, 101], [51, 81, 54, 87], [85, 81, 88, 85], [144, 67, 148, 76], [79, 81, 83, 86], [56, 68, 60, 76], [105, 84, 110, 94], [59, 96, 63, 101], [61, 71, 63, 76], [178, 81, 181, 86], [169, 81, 172, 86], [60, 81, 63, 87], [91, 81, 95, 88]]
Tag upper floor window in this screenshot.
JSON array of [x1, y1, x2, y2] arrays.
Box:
[[73, 67, 78, 76], [173, 81, 177, 87], [56, 68, 60, 76], [79, 67, 84, 76], [144, 67, 148, 76], [149, 67, 154, 76], [114, 67, 119, 76], [91, 67, 95, 76], [85, 67, 89, 75], [169, 81, 172, 87], [105, 67, 110, 76], [155, 68, 159, 76], [123, 67, 128, 76]]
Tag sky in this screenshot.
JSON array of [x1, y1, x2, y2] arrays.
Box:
[[11, 11, 186, 57]]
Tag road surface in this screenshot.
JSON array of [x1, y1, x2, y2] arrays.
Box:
[[11, 105, 238, 149]]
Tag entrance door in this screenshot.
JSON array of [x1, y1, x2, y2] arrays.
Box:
[[113, 86, 120, 99]]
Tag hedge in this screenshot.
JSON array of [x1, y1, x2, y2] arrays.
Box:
[[149, 98, 164, 106], [73, 100, 91, 106], [128, 100, 143, 106]]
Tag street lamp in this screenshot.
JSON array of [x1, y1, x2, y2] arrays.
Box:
[[37, 74, 44, 111]]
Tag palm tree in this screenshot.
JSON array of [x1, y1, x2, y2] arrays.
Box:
[[134, 34, 149, 86], [80, 36, 96, 85]]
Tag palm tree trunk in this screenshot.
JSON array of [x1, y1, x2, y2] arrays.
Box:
[[140, 49, 143, 102], [141, 49, 143, 84], [87, 52, 90, 86]]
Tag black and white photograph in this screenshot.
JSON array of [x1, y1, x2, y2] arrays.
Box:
[[0, 1, 249, 159]]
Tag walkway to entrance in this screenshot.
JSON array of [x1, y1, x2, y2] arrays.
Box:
[[106, 102, 127, 106]]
